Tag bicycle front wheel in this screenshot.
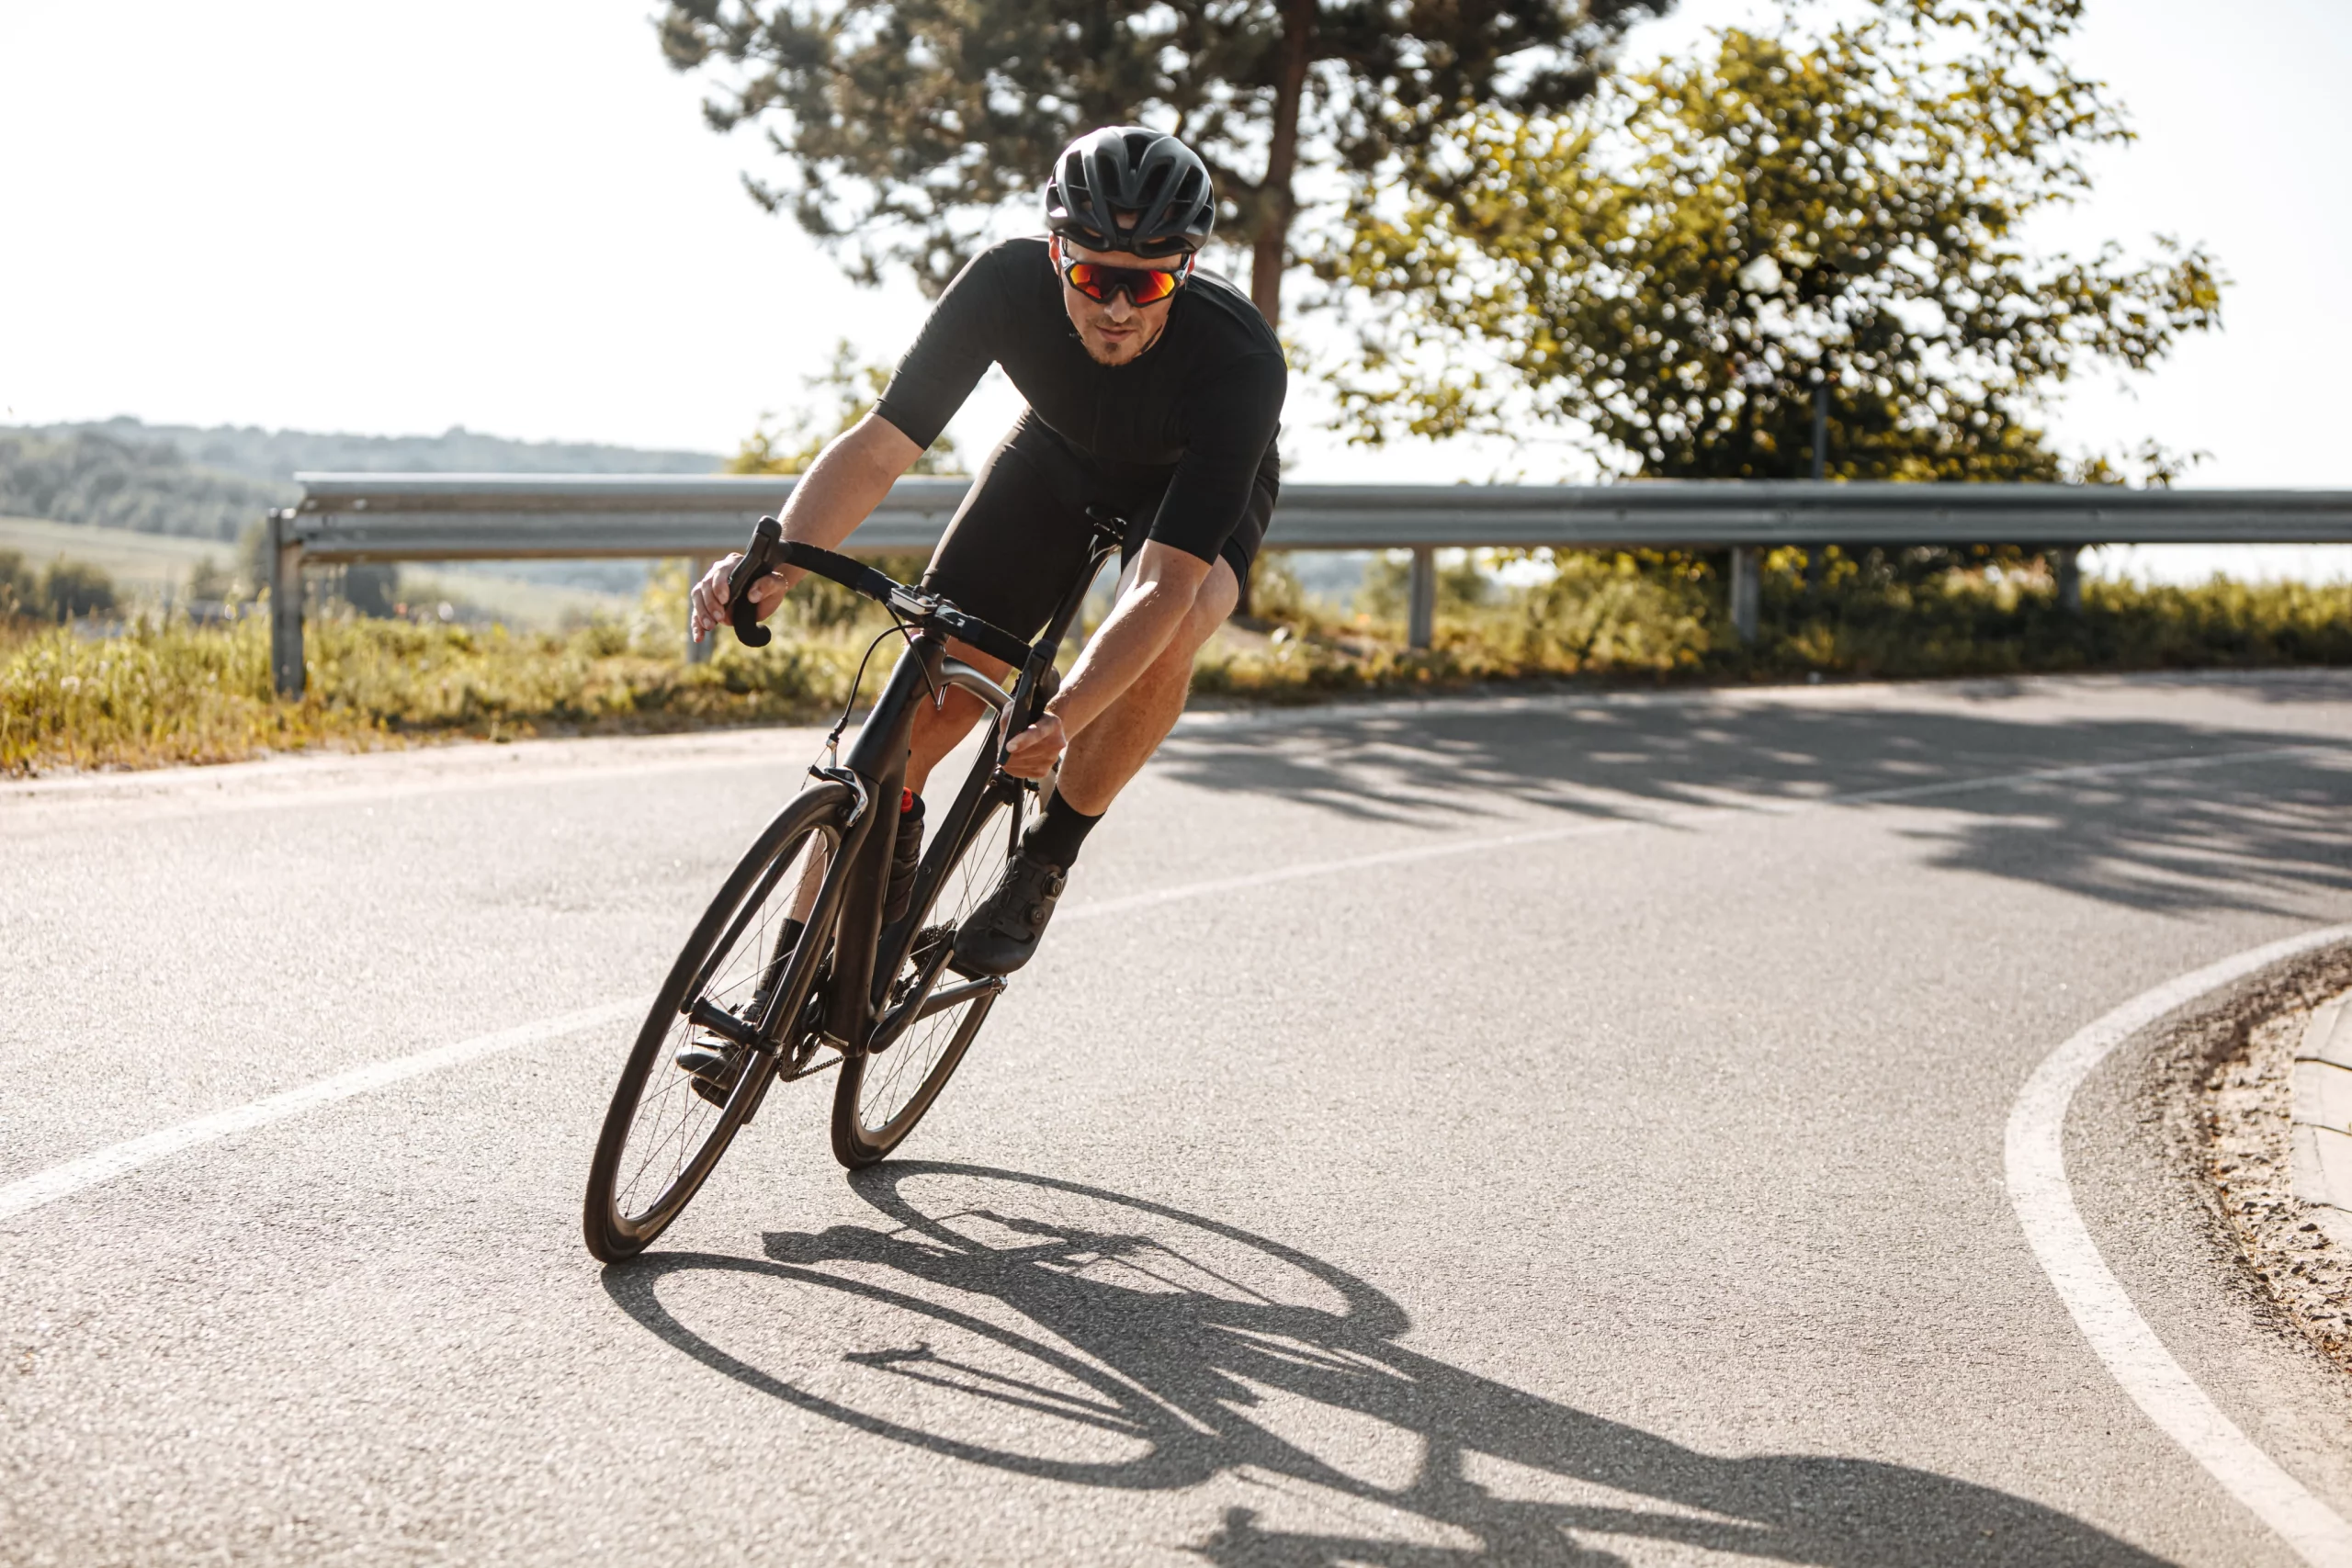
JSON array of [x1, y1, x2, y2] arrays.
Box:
[[584, 780, 851, 1260], [830, 773, 1027, 1168]]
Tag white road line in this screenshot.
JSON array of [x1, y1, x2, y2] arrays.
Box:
[[0, 740, 2332, 1228], [0, 1002, 632, 1224], [2007, 926, 2352, 1567]]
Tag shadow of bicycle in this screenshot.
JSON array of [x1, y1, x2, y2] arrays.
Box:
[[602, 1163, 2166, 1565]]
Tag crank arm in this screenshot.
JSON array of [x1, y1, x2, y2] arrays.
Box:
[[912, 976, 1005, 1020], [685, 997, 765, 1051], [871, 974, 1005, 1054]]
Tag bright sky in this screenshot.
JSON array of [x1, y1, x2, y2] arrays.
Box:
[[2, 1, 2346, 578]]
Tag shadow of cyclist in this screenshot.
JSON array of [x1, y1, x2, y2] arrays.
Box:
[[601, 1162, 2169, 1566]]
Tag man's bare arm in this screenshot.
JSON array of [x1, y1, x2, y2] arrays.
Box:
[[1001, 542, 1209, 777], [689, 413, 923, 638]]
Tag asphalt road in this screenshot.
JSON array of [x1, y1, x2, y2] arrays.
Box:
[[8, 671, 2352, 1566]]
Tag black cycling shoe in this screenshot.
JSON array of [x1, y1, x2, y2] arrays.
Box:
[[675, 1032, 748, 1108], [950, 851, 1068, 976]]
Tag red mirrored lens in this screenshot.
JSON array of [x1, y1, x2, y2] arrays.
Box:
[[1062, 258, 1184, 305]]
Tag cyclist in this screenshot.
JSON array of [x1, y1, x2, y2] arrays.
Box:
[[690, 125, 1285, 977]]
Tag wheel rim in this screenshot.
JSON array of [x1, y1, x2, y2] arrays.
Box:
[[853, 797, 1016, 1140], [610, 819, 836, 1229]]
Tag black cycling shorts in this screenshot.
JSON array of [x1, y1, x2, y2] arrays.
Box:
[[921, 413, 1276, 646]]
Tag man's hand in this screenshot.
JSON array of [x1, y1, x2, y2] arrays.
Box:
[[1001, 710, 1068, 780], [688, 553, 789, 641], [685, 413, 925, 644]]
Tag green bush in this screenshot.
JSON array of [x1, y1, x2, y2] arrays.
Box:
[[40, 559, 118, 620], [0, 551, 36, 620], [1204, 547, 2352, 697], [0, 551, 119, 623]]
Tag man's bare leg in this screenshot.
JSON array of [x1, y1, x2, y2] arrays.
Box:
[[903, 553, 1235, 802], [946, 555, 1236, 976], [1054, 557, 1238, 813], [905, 679, 999, 795]]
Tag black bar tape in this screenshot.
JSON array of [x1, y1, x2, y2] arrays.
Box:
[[775, 541, 899, 604], [726, 517, 784, 648]]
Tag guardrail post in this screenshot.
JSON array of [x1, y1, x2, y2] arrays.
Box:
[[685, 556, 715, 663], [267, 509, 306, 698], [1729, 546, 1761, 644], [1407, 546, 1437, 650], [2053, 546, 2083, 615]]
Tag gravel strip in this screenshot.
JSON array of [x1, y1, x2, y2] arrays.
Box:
[[2195, 956, 2352, 1373]]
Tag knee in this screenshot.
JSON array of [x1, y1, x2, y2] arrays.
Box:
[[1176, 560, 1241, 649]]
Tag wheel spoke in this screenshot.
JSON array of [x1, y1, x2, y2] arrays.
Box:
[[850, 790, 1023, 1142], [594, 809, 840, 1239]]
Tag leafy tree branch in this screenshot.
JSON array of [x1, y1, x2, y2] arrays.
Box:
[[1324, 0, 2224, 479], [659, 0, 1668, 323]]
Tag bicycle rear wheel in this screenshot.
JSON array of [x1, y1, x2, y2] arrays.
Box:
[[830, 771, 1029, 1168], [583, 781, 851, 1260]]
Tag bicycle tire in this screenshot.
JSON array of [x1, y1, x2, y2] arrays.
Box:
[[583, 780, 853, 1260], [830, 768, 1029, 1168]]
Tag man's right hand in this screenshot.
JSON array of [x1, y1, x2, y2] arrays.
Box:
[[689, 552, 790, 641], [687, 413, 925, 642]]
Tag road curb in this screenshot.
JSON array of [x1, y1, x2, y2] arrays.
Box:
[[2009, 928, 2352, 1566], [2291, 998, 2352, 1252]]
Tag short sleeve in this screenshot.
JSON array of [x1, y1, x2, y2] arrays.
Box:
[[1146, 351, 1289, 563], [873, 246, 1015, 450]]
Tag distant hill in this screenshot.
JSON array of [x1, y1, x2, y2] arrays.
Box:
[[43, 417, 726, 486], [0, 428, 289, 541], [0, 418, 726, 547]]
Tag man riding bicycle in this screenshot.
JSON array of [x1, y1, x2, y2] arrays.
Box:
[[689, 125, 1285, 979]]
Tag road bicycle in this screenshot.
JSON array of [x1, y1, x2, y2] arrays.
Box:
[[582, 509, 1124, 1261]]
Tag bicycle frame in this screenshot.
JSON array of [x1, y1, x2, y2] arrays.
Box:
[[761, 508, 1127, 1071]]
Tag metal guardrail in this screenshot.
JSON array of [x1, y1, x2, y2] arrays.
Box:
[[266, 473, 2352, 695]]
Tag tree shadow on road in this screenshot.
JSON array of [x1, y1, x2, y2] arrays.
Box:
[[603, 1163, 2169, 1566], [1158, 686, 2352, 918]]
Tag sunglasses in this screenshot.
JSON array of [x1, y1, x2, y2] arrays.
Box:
[[1054, 242, 1192, 305]]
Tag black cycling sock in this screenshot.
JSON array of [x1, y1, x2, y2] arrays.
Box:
[[1021, 794, 1102, 871]]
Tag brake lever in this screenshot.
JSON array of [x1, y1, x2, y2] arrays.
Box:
[[988, 655, 1063, 795], [725, 517, 784, 648]]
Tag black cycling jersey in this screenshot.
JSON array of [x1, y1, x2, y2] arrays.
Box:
[[875, 236, 1287, 568]]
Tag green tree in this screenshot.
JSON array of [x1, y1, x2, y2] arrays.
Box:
[[727, 339, 962, 476], [40, 559, 118, 621], [658, 0, 1668, 323], [1329, 0, 2223, 480], [0, 550, 37, 620], [186, 556, 236, 604]]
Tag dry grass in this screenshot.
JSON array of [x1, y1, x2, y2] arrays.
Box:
[[12, 548, 2352, 777], [1195, 549, 2352, 699], [0, 602, 868, 776]]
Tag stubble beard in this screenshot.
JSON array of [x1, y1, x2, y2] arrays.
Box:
[[1068, 303, 1166, 367]]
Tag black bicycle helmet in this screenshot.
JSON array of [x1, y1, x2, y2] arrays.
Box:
[[1043, 126, 1216, 258]]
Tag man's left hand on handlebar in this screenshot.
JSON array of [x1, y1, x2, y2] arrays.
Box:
[[688, 553, 792, 641]]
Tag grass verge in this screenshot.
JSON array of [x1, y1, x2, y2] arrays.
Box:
[[0, 609, 865, 775], [8, 549, 2352, 776], [1198, 549, 2352, 698]]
